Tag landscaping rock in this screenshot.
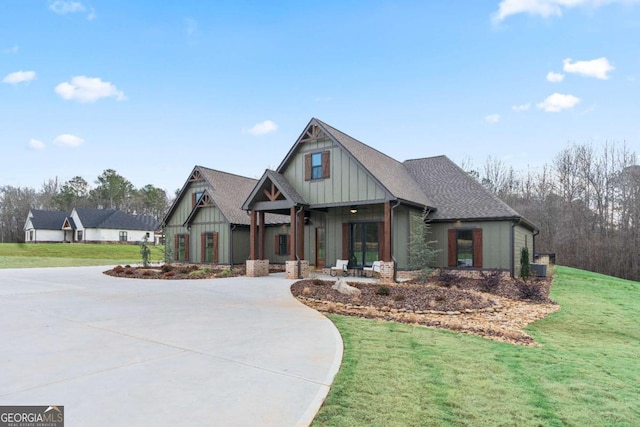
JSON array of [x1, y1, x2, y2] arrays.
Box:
[[331, 278, 362, 296]]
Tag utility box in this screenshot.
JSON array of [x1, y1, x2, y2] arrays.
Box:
[[530, 263, 547, 277]]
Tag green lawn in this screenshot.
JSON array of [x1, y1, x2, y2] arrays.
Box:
[[0, 243, 165, 268], [314, 266, 640, 427]]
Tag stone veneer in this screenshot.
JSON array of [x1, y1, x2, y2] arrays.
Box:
[[246, 259, 269, 277], [286, 260, 310, 279]]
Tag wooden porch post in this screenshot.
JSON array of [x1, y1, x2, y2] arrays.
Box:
[[383, 201, 392, 262], [297, 209, 305, 260], [258, 211, 265, 260], [249, 210, 257, 260], [289, 207, 297, 261]]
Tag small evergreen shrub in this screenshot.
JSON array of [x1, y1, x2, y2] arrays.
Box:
[[520, 247, 531, 281], [439, 271, 459, 287], [376, 285, 391, 296], [220, 269, 232, 277]]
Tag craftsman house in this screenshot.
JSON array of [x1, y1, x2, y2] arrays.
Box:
[[241, 118, 537, 280], [162, 118, 537, 280], [24, 208, 160, 244], [162, 167, 289, 266]]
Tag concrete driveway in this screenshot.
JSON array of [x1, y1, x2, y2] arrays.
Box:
[[0, 266, 342, 426]]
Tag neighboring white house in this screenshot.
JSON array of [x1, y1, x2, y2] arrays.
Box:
[[24, 208, 160, 244]]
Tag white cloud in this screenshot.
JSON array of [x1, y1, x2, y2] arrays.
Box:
[[546, 71, 565, 82], [2, 45, 19, 54], [563, 57, 614, 79], [485, 114, 501, 123], [28, 139, 46, 150], [512, 103, 531, 112], [492, 0, 640, 23], [2, 70, 36, 85], [54, 134, 84, 147], [245, 120, 278, 136], [49, 0, 85, 15], [55, 76, 126, 103], [537, 92, 581, 112]]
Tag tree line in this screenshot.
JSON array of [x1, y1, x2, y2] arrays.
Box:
[[0, 169, 170, 243], [465, 142, 640, 282]]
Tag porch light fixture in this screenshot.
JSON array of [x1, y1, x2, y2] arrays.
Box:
[[350, 206, 358, 214]]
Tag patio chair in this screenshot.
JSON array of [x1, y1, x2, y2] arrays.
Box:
[[330, 259, 349, 277], [363, 261, 382, 277]]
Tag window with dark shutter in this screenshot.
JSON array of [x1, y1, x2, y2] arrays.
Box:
[[448, 228, 483, 268], [305, 151, 330, 181]]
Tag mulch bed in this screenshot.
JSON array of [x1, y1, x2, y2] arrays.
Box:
[[103, 263, 284, 280], [291, 275, 558, 346]]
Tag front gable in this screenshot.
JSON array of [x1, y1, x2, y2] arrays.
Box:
[[277, 119, 391, 207], [164, 170, 229, 228]]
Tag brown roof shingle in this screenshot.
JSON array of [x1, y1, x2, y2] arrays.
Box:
[[403, 156, 522, 221]]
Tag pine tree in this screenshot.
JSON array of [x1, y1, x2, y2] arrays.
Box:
[[408, 207, 440, 284]]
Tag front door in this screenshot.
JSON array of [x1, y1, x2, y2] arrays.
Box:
[[315, 227, 325, 268]]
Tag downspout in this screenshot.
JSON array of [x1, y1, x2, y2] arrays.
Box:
[[532, 228, 540, 262], [511, 218, 522, 278], [295, 205, 304, 279], [229, 224, 236, 269], [390, 200, 401, 283]]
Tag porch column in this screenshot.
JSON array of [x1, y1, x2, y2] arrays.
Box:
[[297, 209, 305, 260], [383, 201, 392, 262], [258, 211, 265, 260], [249, 210, 258, 260], [289, 207, 297, 261]]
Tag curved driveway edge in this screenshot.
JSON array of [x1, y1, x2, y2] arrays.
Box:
[[0, 266, 343, 427]]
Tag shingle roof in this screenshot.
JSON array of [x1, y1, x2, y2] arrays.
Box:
[[403, 156, 522, 221], [74, 208, 158, 231], [313, 119, 433, 207], [196, 167, 289, 225], [28, 210, 68, 230]]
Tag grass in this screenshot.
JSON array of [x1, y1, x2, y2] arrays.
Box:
[[314, 266, 640, 427], [0, 243, 165, 268]]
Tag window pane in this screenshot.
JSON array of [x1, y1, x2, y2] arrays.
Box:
[[311, 153, 323, 179], [350, 223, 379, 267], [205, 233, 214, 262], [457, 229, 473, 267]]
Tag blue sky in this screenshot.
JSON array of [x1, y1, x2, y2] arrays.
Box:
[[2, 0, 639, 194]]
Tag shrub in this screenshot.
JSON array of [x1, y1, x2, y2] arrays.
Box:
[[140, 234, 151, 268], [124, 264, 131, 268], [376, 285, 391, 296], [113, 265, 124, 273], [479, 269, 502, 292], [517, 280, 544, 301], [439, 271, 459, 287], [312, 278, 324, 286], [161, 264, 173, 273], [520, 247, 531, 281], [220, 269, 232, 278]]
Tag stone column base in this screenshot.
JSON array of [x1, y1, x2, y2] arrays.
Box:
[[379, 261, 395, 284], [286, 260, 310, 279], [246, 260, 269, 277]]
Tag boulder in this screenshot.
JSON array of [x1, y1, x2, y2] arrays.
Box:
[[331, 278, 362, 296]]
